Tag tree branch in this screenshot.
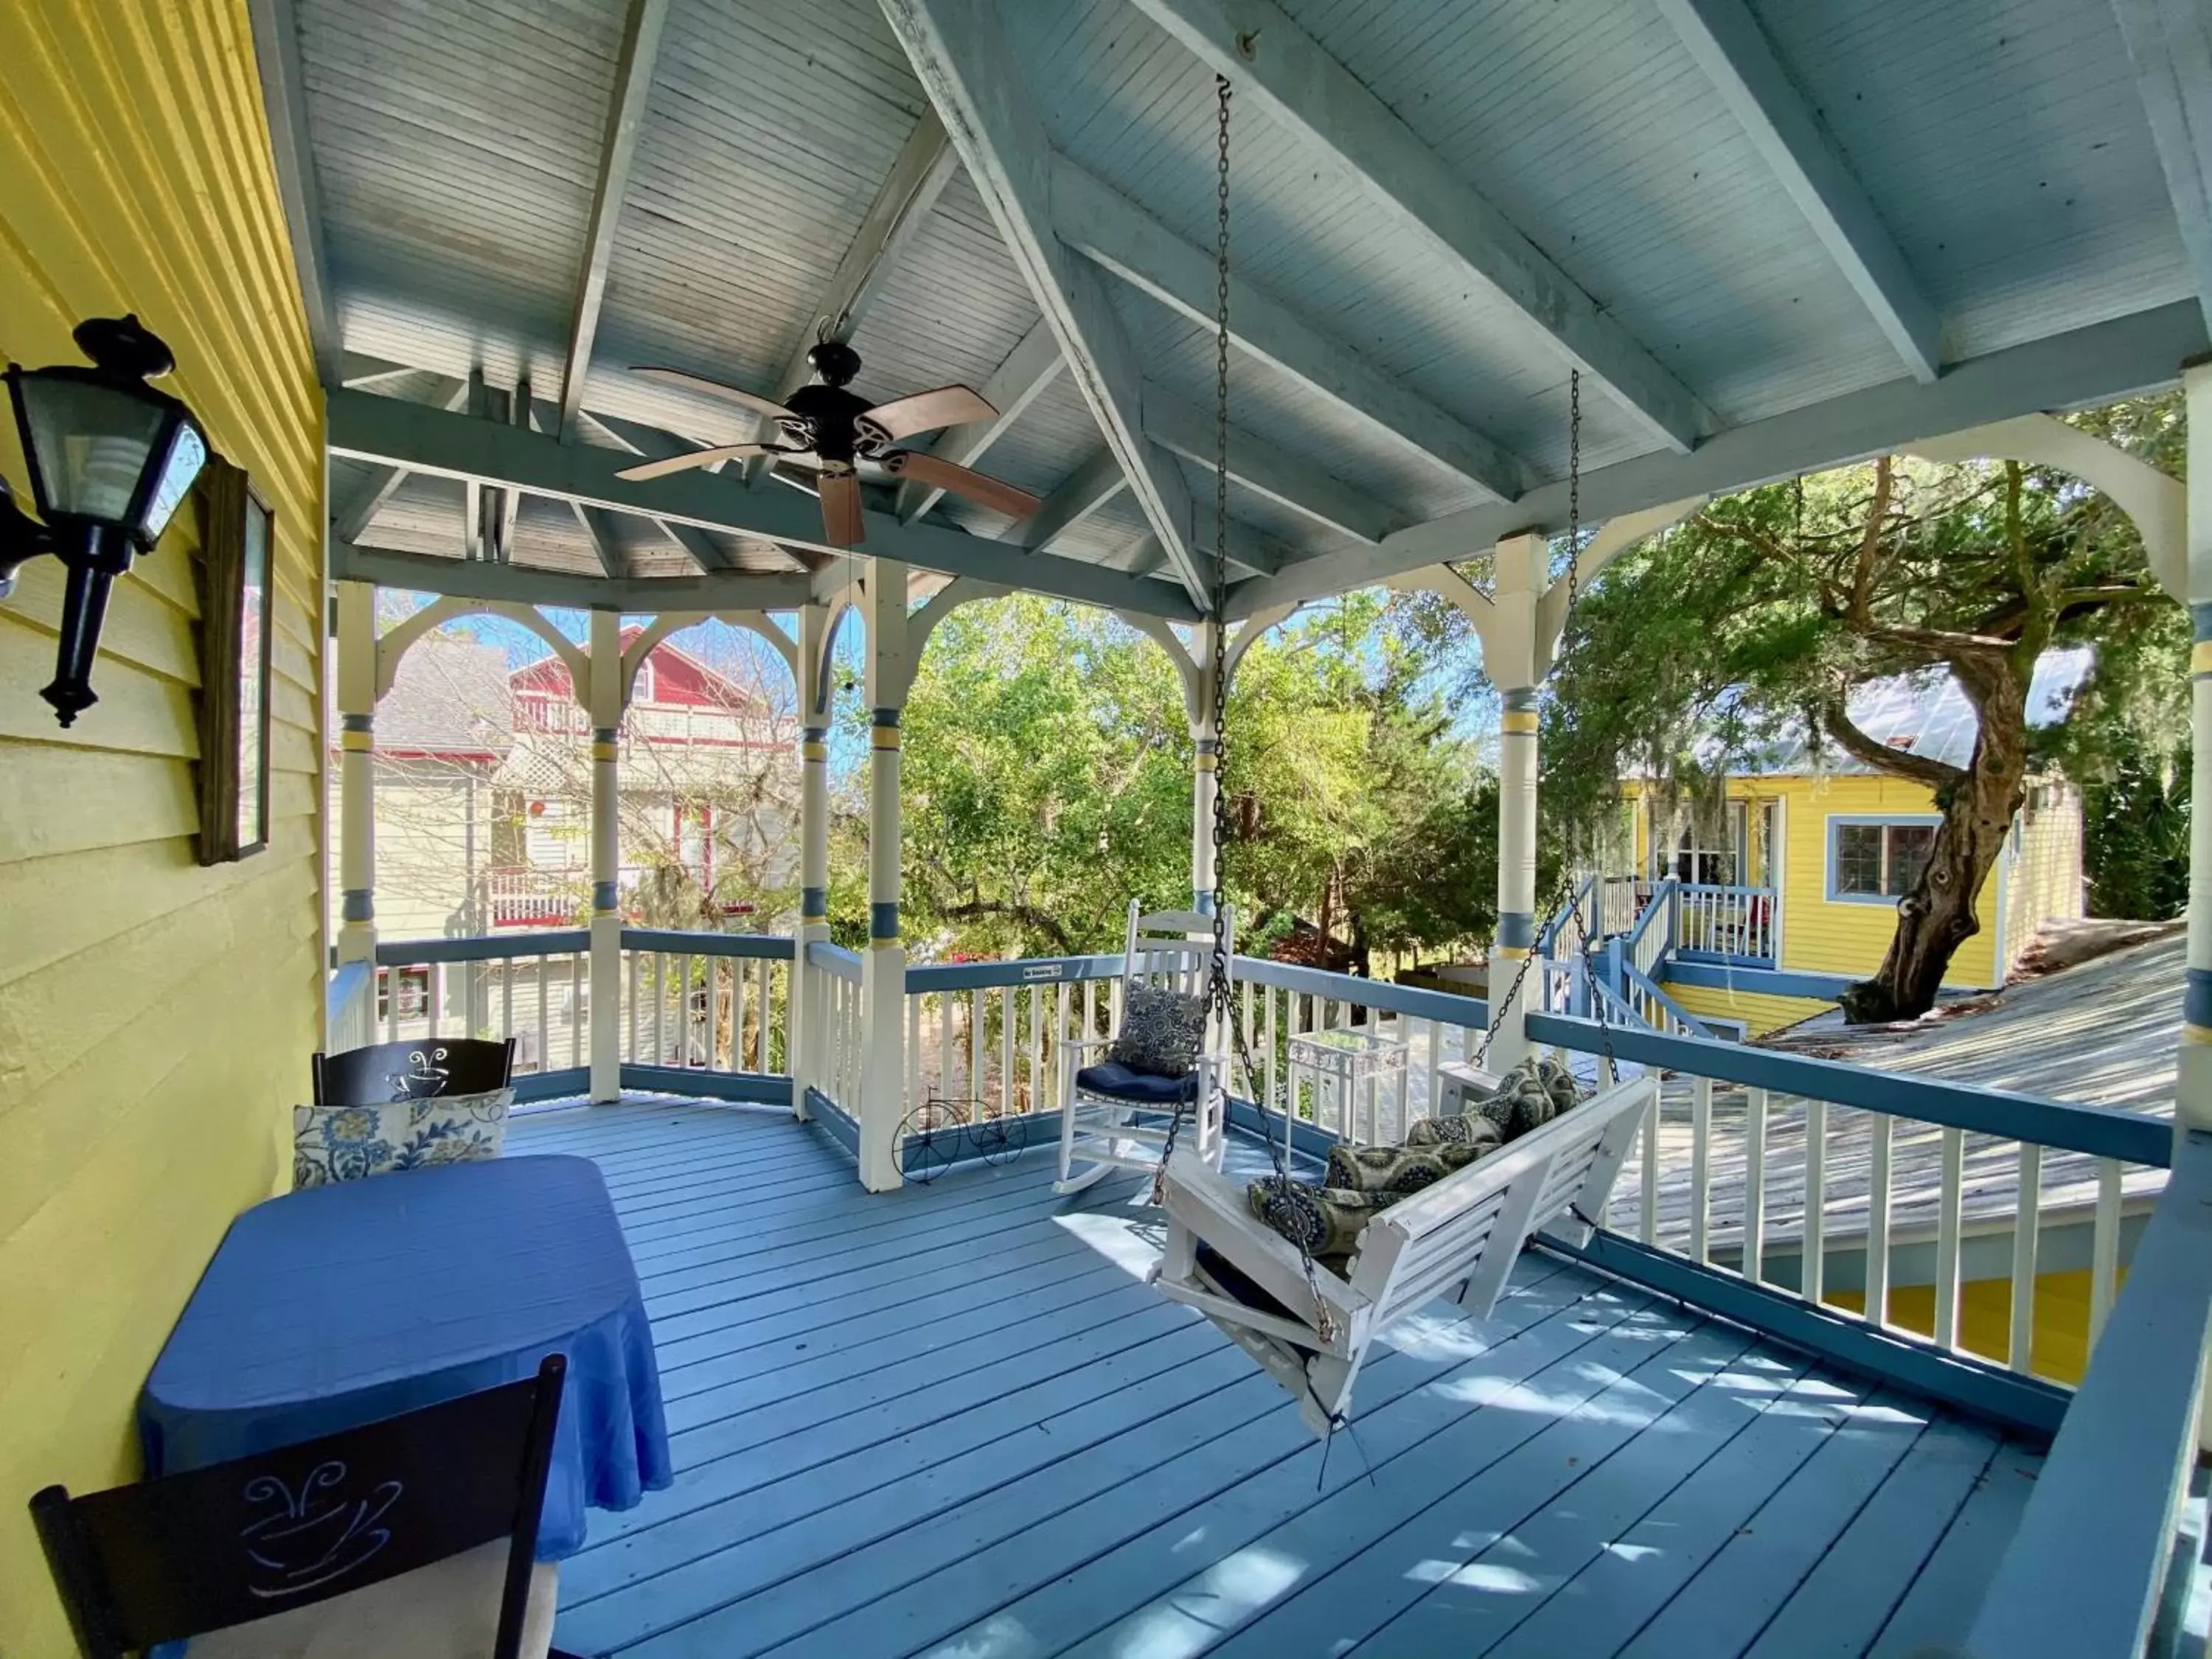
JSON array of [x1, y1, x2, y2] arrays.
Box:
[[1819, 692, 1969, 793]]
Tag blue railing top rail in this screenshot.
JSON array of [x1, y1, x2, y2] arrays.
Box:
[[1677, 882, 1776, 898], [1961, 1128, 2212, 1658], [1237, 956, 1488, 1029], [806, 939, 863, 982], [1527, 1011, 2174, 1169], [622, 928, 794, 960], [906, 953, 1126, 993], [377, 930, 591, 965], [895, 947, 1490, 1030]]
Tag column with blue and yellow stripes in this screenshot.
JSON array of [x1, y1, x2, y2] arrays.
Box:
[[1488, 531, 1545, 1074], [859, 560, 911, 1190]]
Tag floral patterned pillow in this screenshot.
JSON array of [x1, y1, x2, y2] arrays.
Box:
[[292, 1089, 515, 1189]]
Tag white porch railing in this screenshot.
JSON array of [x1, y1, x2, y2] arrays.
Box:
[[372, 931, 593, 1086], [1526, 1009, 2171, 1419], [892, 951, 1489, 1152], [801, 940, 863, 1123], [1674, 881, 1778, 962], [1958, 1127, 2212, 1659], [324, 959, 375, 1054], [618, 929, 791, 1088]]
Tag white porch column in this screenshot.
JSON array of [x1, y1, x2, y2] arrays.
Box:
[[334, 580, 378, 967], [588, 609, 623, 1104], [860, 562, 910, 1191], [1489, 531, 1545, 1074], [788, 600, 835, 1119], [1191, 619, 1221, 914], [2183, 355, 2212, 1140]]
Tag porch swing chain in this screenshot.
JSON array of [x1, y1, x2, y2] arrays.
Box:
[[1150, 74, 1342, 1355]]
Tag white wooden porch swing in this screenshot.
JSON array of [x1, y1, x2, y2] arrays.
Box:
[[1084, 74, 1652, 1439]]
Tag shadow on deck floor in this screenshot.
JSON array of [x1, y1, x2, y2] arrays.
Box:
[[509, 1099, 2044, 1659]]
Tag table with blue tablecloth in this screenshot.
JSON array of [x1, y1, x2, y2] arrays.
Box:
[[141, 1154, 672, 1559]]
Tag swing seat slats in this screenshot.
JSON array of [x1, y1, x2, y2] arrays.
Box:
[[1148, 1073, 1658, 1436]]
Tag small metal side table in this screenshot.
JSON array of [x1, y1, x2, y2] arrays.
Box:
[[1287, 1025, 1411, 1157]]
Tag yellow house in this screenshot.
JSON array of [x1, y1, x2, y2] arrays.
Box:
[[1621, 653, 2090, 1037], [0, 4, 324, 1651]]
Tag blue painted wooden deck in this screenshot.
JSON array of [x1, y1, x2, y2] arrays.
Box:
[[507, 1099, 2045, 1659]]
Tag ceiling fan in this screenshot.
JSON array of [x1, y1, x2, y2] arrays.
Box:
[[616, 339, 1040, 547]]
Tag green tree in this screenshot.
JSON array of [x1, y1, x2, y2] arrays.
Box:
[[1548, 394, 2184, 1020]]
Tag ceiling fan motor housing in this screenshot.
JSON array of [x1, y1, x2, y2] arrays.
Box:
[[782, 382, 873, 461]]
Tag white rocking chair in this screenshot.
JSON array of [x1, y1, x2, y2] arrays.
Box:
[[1149, 1071, 1658, 1435], [1054, 901, 1233, 1196]]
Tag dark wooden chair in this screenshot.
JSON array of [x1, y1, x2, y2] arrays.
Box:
[[312, 1036, 518, 1105], [30, 1355, 587, 1659]]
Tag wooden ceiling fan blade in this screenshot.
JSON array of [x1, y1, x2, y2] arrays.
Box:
[[632, 366, 798, 422], [885, 451, 1040, 521], [614, 444, 772, 482], [820, 470, 865, 547], [863, 384, 997, 440]]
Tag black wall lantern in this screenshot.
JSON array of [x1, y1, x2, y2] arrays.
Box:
[[0, 316, 208, 725]]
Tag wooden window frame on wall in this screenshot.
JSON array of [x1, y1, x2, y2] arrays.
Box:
[[195, 456, 275, 865]]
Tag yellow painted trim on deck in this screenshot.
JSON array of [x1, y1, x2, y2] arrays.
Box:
[[2193, 641, 2212, 676], [339, 728, 372, 752], [870, 726, 902, 751], [592, 740, 619, 762], [2186, 1022, 2212, 1046], [0, 3, 326, 1651], [1193, 752, 1218, 771], [1500, 711, 1539, 734], [1495, 945, 1530, 960], [801, 740, 827, 762]]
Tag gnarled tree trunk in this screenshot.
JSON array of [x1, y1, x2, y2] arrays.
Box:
[[1837, 658, 2029, 1024]]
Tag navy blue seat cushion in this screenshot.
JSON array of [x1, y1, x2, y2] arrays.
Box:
[[1075, 1062, 1200, 1106]]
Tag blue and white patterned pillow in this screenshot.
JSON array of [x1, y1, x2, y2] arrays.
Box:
[[292, 1089, 515, 1189]]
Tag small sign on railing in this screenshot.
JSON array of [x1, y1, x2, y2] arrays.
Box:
[[1021, 962, 1065, 982]]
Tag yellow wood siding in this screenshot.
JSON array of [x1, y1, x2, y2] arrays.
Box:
[[0, 4, 324, 1650], [1772, 773, 2001, 987], [1662, 980, 1831, 1038]]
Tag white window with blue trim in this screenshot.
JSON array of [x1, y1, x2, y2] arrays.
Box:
[[1826, 815, 1938, 904]]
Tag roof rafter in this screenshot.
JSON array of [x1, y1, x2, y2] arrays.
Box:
[[878, 0, 1214, 610], [327, 387, 1203, 619], [1127, 0, 1713, 454], [1020, 446, 1126, 551], [742, 105, 960, 486], [2111, 0, 2212, 335], [558, 0, 672, 438], [1222, 298, 2210, 617], [572, 502, 632, 579], [1655, 0, 1940, 383], [245, 0, 341, 386], [894, 316, 1065, 521], [1051, 157, 1526, 499], [1141, 382, 1398, 544]]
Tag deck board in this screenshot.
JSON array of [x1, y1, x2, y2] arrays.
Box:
[[508, 1100, 2043, 1658]]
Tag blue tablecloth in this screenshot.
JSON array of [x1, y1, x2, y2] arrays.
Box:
[[141, 1155, 672, 1559]]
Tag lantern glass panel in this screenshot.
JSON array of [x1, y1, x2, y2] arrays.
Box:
[[14, 375, 170, 525]]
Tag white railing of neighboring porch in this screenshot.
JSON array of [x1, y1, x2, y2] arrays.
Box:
[[1674, 882, 1778, 962], [1524, 1009, 2172, 1425]]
